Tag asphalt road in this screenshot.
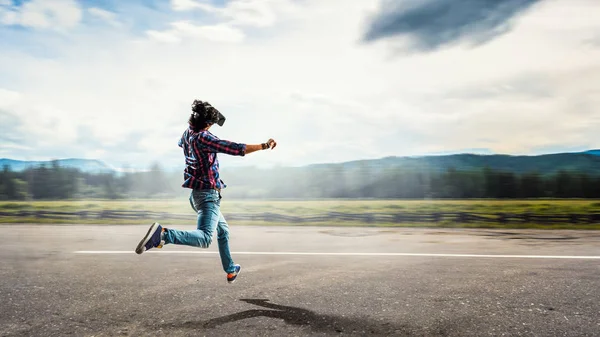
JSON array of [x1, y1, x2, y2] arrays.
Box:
[[1, 224, 599, 337]]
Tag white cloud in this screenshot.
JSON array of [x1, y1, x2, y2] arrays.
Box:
[[147, 21, 244, 44], [171, 0, 297, 28], [219, 0, 277, 27], [0, 88, 22, 106], [171, 0, 205, 11], [0, 88, 79, 149], [173, 21, 245, 42], [2, 0, 82, 30], [87, 7, 120, 27], [1, 0, 599, 169], [146, 29, 182, 44], [0, 7, 17, 25]]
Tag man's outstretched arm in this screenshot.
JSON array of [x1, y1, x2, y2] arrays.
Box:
[[198, 132, 276, 156], [245, 138, 277, 155]]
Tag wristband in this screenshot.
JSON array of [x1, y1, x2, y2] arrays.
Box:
[[261, 143, 269, 150]]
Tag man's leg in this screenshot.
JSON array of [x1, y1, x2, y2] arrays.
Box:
[[217, 212, 241, 283], [216, 211, 235, 273], [162, 190, 220, 247]]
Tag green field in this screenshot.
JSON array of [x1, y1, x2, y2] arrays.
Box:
[[1, 199, 599, 229], [1, 198, 599, 213]]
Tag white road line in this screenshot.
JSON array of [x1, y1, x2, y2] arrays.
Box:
[[73, 251, 600, 259]]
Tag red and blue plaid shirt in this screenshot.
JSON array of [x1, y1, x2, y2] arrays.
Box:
[[178, 127, 246, 190]]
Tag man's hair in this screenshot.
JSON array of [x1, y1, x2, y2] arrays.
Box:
[[188, 100, 221, 131]]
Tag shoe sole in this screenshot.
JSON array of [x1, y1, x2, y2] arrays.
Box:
[[135, 222, 160, 255], [228, 266, 241, 284]]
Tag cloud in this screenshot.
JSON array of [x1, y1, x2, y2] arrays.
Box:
[[397, 62, 600, 154], [0, 88, 82, 160], [171, 0, 204, 12], [147, 21, 245, 43], [172, 21, 244, 42], [170, 0, 294, 28], [0, 109, 24, 145], [146, 29, 182, 43], [0, 89, 25, 146], [147, 0, 301, 45], [585, 34, 600, 47], [1, 0, 82, 30], [87, 7, 121, 27], [0, 88, 21, 104], [0, 5, 17, 25], [363, 0, 543, 51], [213, 0, 278, 27]]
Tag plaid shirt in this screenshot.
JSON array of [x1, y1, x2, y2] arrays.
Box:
[[178, 127, 246, 190]]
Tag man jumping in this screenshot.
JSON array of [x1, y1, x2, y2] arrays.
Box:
[[135, 99, 277, 284]]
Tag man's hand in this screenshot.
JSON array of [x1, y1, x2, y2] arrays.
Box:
[[245, 138, 278, 155]]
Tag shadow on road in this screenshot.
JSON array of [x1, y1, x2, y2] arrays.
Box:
[[173, 298, 417, 336]]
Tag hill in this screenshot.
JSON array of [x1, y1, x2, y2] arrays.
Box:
[[584, 149, 600, 156], [305, 152, 600, 176], [2, 149, 600, 177]]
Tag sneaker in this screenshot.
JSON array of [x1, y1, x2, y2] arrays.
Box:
[[135, 222, 165, 254], [227, 264, 241, 284]]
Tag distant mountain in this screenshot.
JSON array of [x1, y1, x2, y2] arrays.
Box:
[[0, 158, 115, 174], [584, 149, 600, 156], [3, 149, 600, 176], [306, 151, 600, 176]]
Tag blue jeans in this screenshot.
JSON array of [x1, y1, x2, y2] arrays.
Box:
[[162, 189, 236, 274]]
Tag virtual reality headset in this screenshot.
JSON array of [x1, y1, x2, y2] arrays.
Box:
[[192, 100, 226, 126]]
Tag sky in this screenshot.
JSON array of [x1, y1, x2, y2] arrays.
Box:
[[0, 0, 599, 170]]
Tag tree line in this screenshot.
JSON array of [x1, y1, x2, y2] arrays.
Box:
[[2, 160, 599, 200], [0, 161, 178, 200], [227, 165, 600, 199]]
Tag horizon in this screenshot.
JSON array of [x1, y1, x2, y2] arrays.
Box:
[[2, 147, 599, 171], [1, 0, 599, 169]]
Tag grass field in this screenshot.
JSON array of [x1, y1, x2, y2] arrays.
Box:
[[1, 198, 599, 213], [1, 199, 599, 229]]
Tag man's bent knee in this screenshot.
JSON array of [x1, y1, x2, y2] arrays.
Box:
[[188, 230, 213, 248], [217, 227, 229, 241], [203, 234, 213, 248]]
